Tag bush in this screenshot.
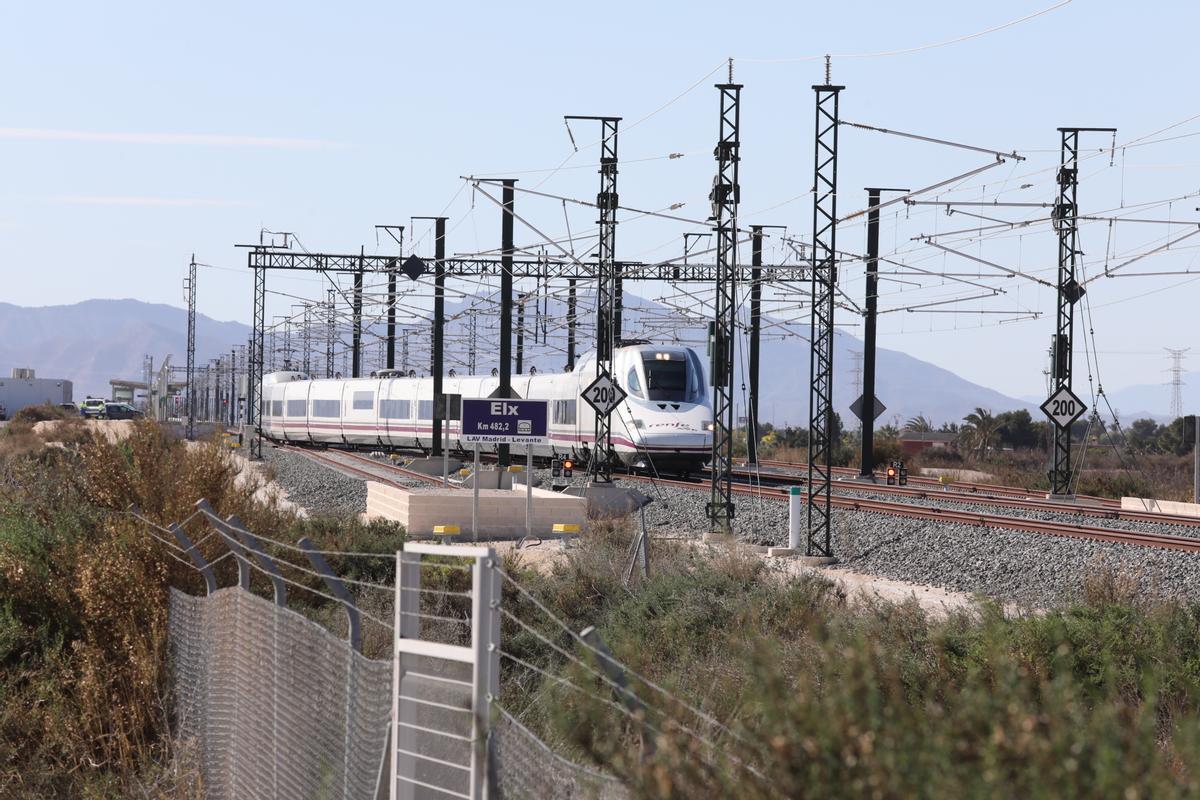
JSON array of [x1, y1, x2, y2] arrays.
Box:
[[500, 524, 1200, 798], [9, 402, 73, 424], [0, 421, 299, 796]]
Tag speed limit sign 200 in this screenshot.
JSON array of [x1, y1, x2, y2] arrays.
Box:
[[582, 373, 627, 418]]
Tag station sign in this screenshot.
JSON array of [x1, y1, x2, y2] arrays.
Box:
[[462, 398, 548, 444], [1041, 386, 1087, 429], [582, 373, 627, 418]]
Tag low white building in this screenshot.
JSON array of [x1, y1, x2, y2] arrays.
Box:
[[0, 368, 73, 418]]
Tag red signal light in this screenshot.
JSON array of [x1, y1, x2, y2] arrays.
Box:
[[563, 459, 573, 470]]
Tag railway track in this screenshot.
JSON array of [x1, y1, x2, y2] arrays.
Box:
[[711, 465, 1200, 529], [277, 445, 452, 488], [753, 458, 1121, 507], [278, 442, 1200, 554], [627, 472, 1200, 555]]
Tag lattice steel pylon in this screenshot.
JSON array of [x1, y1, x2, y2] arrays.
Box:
[[707, 83, 741, 533], [301, 303, 312, 375], [806, 80, 843, 557], [1166, 347, 1190, 420], [566, 115, 622, 482], [1049, 127, 1114, 495], [185, 254, 197, 441], [247, 253, 267, 458], [325, 288, 336, 379]]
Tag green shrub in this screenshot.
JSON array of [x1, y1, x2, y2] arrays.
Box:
[[500, 526, 1200, 798]]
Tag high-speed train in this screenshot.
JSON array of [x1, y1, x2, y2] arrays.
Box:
[[260, 343, 713, 473]]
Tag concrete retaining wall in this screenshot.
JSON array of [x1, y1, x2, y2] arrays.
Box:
[[365, 481, 588, 539], [1122, 496, 1200, 518]]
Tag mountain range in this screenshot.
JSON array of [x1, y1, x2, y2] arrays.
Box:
[[2, 297, 1049, 427], [0, 300, 248, 401]]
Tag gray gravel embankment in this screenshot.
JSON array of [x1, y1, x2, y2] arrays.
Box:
[[257, 450, 1200, 608], [614, 477, 1200, 608], [262, 447, 367, 516]]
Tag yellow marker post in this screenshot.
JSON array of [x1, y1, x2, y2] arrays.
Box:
[[553, 523, 581, 546], [433, 524, 460, 542]]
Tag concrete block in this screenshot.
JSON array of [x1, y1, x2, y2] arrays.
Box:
[[1122, 496, 1200, 518]]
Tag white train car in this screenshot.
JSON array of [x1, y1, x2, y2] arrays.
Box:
[[261, 343, 713, 473]]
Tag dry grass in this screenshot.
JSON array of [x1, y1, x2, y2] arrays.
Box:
[[0, 419, 303, 796]]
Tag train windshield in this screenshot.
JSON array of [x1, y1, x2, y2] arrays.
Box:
[[641, 352, 698, 402]]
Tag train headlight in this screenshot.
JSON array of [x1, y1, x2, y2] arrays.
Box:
[[632, 418, 645, 429], [703, 420, 714, 431]]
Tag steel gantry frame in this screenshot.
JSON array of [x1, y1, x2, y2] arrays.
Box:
[[1049, 127, 1114, 495], [807, 81, 844, 558], [240, 246, 804, 459], [707, 83, 741, 534], [566, 115, 622, 482]]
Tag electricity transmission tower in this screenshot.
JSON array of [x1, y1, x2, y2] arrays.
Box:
[[1166, 347, 1190, 420]]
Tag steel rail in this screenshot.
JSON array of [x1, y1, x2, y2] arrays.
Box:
[[277, 445, 424, 489], [723, 466, 1197, 528], [623, 473, 1200, 553]]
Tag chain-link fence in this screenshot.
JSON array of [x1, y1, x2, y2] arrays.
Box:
[[169, 584, 629, 799], [170, 587, 392, 800], [491, 709, 629, 800]]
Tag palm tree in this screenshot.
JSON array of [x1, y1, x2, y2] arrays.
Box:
[[904, 414, 934, 433], [961, 407, 1000, 455]]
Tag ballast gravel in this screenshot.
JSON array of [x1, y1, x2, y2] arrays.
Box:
[[261, 447, 367, 516], [622, 476, 1200, 608], [258, 449, 1200, 608]]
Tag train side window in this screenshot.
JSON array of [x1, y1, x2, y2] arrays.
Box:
[[417, 400, 433, 420], [270, 400, 283, 417], [380, 399, 410, 419], [686, 350, 705, 402], [352, 390, 373, 411], [312, 399, 341, 418], [286, 399, 307, 417], [553, 399, 577, 425], [626, 367, 643, 398]]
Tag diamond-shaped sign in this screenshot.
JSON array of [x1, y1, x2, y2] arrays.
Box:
[[850, 393, 887, 422], [582, 372, 627, 418], [400, 254, 427, 281], [1041, 385, 1087, 429]]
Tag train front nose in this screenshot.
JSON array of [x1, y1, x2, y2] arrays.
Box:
[[628, 422, 711, 471]]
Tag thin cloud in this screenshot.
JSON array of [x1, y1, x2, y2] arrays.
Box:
[[0, 127, 341, 150], [54, 195, 247, 208]]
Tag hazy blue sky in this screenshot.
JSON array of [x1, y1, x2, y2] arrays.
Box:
[[2, 1, 1198, 406]]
